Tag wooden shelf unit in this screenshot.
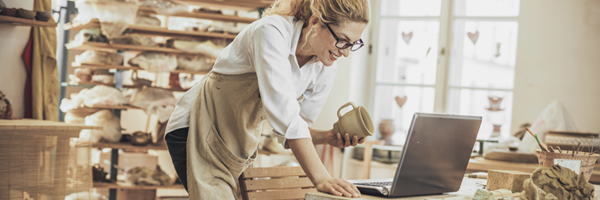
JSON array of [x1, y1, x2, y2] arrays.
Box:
[[0, 15, 57, 27]]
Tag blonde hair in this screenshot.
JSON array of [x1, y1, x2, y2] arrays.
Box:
[[263, 0, 370, 26], [263, 0, 370, 52]]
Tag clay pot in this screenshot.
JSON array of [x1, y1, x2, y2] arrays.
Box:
[[35, 11, 51, 21], [131, 131, 151, 146], [131, 71, 152, 86], [378, 119, 395, 140], [1, 7, 16, 17], [16, 8, 36, 19]]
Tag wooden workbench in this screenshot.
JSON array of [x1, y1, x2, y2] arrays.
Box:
[[305, 177, 600, 199], [467, 157, 600, 183]]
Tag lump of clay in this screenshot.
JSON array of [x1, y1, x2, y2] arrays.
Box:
[[520, 164, 595, 200], [176, 55, 214, 71], [128, 52, 177, 72], [110, 34, 157, 46], [74, 50, 124, 66], [67, 28, 108, 48], [135, 12, 161, 27]]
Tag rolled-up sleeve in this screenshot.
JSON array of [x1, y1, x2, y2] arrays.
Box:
[[250, 23, 311, 147]]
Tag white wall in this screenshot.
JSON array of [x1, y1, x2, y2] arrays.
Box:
[[511, 0, 600, 134], [0, 0, 34, 118]]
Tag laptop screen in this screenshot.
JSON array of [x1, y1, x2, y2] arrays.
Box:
[[389, 113, 482, 197]]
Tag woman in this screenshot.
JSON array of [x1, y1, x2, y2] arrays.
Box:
[[165, 0, 370, 198]]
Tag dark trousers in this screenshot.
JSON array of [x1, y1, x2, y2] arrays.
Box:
[[165, 127, 189, 191]]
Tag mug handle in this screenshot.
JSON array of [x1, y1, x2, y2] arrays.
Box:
[[337, 102, 357, 119]]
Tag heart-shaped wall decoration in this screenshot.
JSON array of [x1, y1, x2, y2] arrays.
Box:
[[402, 32, 413, 45], [495, 43, 501, 57], [395, 96, 408, 108], [467, 31, 479, 44]]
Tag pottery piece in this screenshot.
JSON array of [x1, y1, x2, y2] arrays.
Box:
[[1, 7, 16, 17], [332, 102, 374, 139], [131, 131, 151, 146], [16, 8, 36, 19], [131, 71, 152, 86], [35, 11, 51, 21], [378, 119, 395, 142], [0, 90, 14, 119]]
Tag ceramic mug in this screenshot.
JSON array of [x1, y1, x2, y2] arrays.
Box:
[[333, 102, 375, 139]]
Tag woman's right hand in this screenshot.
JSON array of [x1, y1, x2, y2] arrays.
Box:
[[316, 177, 361, 198]]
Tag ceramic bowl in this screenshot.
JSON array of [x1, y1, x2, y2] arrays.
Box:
[[131, 131, 151, 146], [35, 11, 51, 21], [1, 7, 16, 17], [16, 8, 36, 19]]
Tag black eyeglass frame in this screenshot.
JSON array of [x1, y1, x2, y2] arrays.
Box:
[[324, 23, 364, 51]]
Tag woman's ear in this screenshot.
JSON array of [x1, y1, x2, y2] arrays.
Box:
[[308, 15, 320, 28]]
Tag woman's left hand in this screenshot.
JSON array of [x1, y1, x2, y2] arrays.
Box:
[[324, 130, 365, 148]]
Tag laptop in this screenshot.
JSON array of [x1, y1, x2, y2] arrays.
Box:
[[350, 112, 482, 197]]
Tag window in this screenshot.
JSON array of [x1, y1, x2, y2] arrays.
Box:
[[369, 0, 520, 145]]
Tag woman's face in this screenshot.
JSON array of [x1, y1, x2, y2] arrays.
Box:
[[310, 19, 367, 66]]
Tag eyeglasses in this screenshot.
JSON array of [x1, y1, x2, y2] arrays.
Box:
[[324, 23, 364, 51]]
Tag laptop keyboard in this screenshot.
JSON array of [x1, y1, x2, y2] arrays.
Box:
[[354, 181, 392, 187]]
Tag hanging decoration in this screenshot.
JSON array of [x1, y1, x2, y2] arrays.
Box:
[[401, 32, 413, 45], [425, 47, 431, 56], [395, 96, 408, 108], [495, 43, 502, 57], [486, 96, 504, 111], [467, 31, 479, 44]]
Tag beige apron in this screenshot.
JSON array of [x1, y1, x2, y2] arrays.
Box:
[[187, 72, 266, 199]]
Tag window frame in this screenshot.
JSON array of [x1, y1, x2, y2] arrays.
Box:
[[365, 0, 519, 138]]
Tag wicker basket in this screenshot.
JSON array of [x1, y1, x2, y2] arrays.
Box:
[[536, 150, 599, 181]]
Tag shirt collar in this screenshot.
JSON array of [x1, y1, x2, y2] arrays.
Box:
[[290, 18, 305, 56]]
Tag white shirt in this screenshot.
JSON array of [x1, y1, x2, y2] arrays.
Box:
[[166, 15, 337, 146]]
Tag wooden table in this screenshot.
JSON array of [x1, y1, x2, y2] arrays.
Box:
[[0, 119, 101, 200], [306, 177, 600, 199], [467, 157, 600, 183]]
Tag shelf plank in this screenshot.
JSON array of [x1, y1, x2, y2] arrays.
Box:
[[171, 69, 210, 75], [72, 63, 136, 71], [0, 119, 101, 131], [138, 6, 257, 23], [89, 141, 168, 150], [0, 15, 57, 27], [94, 181, 185, 189], [87, 105, 135, 110], [66, 42, 202, 55], [176, 0, 274, 10], [73, 63, 211, 75], [62, 82, 189, 92], [127, 24, 237, 39], [65, 18, 241, 40]]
